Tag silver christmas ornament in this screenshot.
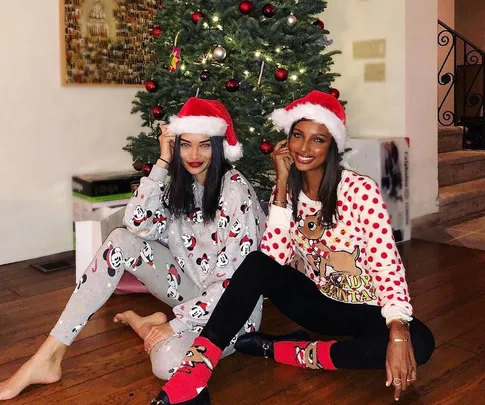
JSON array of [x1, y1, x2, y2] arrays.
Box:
[[212, 46, 227, 61], [287, 13, 297, 26]]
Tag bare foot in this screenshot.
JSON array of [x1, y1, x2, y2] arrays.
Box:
[[0, 344, 64, 400], [114, 311, 167, 340]]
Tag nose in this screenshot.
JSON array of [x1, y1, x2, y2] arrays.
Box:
[[189, 146, 199, 159], [300, 138, 310, 153]]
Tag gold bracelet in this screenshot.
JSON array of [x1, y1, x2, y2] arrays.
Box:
[[272, 199, 287, 207], [392, 338, 410, 343]]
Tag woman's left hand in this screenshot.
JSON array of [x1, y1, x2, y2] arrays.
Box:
[[385, 323, 417, 401], [144, 323, 175, 355]]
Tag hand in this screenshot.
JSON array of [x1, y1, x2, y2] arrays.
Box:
[[271, 139, 294, 185], [159, 124, 176, 164], [385, 325, 417, 401], [144, 322, 175, 355]]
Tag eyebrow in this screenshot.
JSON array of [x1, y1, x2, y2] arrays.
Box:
[[180, 138, 211, 144]]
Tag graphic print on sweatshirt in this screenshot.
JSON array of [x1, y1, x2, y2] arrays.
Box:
[[296, 210, 377, 304]]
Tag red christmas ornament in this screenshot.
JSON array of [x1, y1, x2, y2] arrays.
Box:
[[152, 26, 163, 36], [262, 3, 276, 18], [225, 78, 240, 92], [151, 105, 165, 120], [329, 88, 340, 99], [200, 70, 211, 81], [274, 68, 288, 82], [191, 10, 205, 24], [141, 163, 153, 177], [145, 80, 158, 93], [259, 139, 274, 155], [313, 19, 325, 30], [239, 1, 253, 14]]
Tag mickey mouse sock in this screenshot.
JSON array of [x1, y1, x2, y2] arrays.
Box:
[[274, 340, 337, 370], [161, 337, 222, 404]]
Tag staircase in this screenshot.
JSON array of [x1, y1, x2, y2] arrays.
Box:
[[438, 126, 485, 222]]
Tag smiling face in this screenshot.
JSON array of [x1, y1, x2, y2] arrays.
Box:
[[288, 120, 333, 174], [179, 134, 213, 183]]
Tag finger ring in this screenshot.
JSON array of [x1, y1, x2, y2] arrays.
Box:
[[392, 377, 402, 386]]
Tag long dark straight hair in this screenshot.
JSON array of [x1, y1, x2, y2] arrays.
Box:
[[288, 120, 343, 229], [166, 136, 231, 221]]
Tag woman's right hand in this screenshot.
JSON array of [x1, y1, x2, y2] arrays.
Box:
[[159, 124, 176, 163], [271, 139, 293, 185]]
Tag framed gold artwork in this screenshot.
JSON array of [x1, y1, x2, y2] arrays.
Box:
[[60, 0, 160, 85]]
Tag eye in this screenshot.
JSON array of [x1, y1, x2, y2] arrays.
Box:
[[308, 222, 317, 231], [200, 143, 211, 148], [292, 132, 302, 139], [180, 142, 190, 147], [314, 137, 326, 143]]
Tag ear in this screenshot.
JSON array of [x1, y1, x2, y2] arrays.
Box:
[[103, 249, 109, 260]]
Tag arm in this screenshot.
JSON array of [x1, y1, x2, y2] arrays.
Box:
[[356, 177, 413, 324], [122, 164, 171, 240], [260, 188, 296, 265], [123, 125, 174, 240]]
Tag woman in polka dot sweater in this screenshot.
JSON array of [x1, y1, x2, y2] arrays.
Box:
[[150, 91, 434, 405]]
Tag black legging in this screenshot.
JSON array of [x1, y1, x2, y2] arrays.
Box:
[[201, 251, 435, 369]]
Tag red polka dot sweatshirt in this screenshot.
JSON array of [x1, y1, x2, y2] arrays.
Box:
[[260, 170, 413, 324]]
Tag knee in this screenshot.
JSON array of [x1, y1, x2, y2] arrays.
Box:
[[237, 251, 276, 276], [106, 227, 131, 242], [412, 323, 435, 366], [151, 350, 180, 381]]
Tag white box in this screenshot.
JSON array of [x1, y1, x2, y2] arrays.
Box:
[[346, 137, 410, 243]]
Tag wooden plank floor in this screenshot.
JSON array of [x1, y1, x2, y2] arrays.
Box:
[[1, 240, 485, 404]]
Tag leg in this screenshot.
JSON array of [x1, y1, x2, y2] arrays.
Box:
[[0, 228, 197, 400]]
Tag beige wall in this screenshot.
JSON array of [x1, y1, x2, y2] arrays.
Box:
[[456, 0, 485, 50], [324, 0, 438, 218], [0, 0, 140, 265]]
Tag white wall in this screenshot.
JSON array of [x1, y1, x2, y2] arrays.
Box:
[[324, 0, 438, 219], [0, 0, 140, 265]]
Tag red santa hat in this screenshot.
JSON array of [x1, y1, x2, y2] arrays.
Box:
[[168, 97, 243, 162], [270, 91, 347, 152]]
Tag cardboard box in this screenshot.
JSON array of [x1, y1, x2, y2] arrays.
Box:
[[346, 137, 410, 243], [72, 170, 143, 222]]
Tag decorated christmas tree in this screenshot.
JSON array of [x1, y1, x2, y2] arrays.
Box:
[[124, 0, 341, 198]]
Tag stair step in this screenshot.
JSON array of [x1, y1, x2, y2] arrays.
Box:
[[439, 178, 485, 222], [438, 150, 485, 186], [438, 126, 464, 153]]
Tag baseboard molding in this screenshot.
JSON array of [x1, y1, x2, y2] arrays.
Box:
[[411, 212, 440, 231]]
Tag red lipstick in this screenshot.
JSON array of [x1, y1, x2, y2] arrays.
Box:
[[188, 162, 203, 168]]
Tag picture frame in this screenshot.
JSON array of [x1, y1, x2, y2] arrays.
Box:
[[59, 0, 160, 86]]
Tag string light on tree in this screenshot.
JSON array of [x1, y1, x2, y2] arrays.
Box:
[[151, 105, 165, 120], [191, 10, 205, 24], [225, 78, 240, 92], [239, 1, 253, 14], [145, 79, 158, 93], [287, 13, 297, 26], [262, 3, 276, 18]]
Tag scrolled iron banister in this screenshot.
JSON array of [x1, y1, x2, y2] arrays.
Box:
[[438, 19, 485, 149]]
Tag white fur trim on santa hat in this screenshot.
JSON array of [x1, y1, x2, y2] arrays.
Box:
[[224, 140, 243, 162], [168, 115, 228, 136], [271, 103, 347, 152]]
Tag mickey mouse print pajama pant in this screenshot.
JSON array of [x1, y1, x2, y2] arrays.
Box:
[[50, 228, 251, 380]]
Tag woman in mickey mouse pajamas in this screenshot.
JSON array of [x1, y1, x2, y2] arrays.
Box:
[[151, 91, 435, 405], [0, 98, 265, 400]]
